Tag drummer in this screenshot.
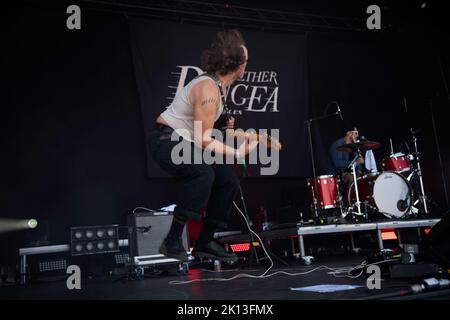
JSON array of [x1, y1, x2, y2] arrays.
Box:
[[327, 126, 366, 188]]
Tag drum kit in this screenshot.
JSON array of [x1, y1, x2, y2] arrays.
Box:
[[307, 129, 430, 222]]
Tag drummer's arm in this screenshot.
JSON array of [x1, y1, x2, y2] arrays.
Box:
[[329, 143, 349, 169], [356, 162, 366, 174], [352, 151, 367, 175]]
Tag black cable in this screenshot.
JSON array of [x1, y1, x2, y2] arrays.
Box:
[[359, 287, 450, 300], [356, 277, 450, 300], [236, 183, 260, 264], [392, 288, 450, 300], [354, 288, 413, 300], [429, 97, 449, 211]]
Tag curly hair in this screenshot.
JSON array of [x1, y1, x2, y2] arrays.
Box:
[[200, 29, 246, 76]]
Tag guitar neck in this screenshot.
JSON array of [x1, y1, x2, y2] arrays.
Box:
[[228, 129, 282, 151]]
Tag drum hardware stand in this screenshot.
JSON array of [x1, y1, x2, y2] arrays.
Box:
[[347, 201, 370, 221], [348, 153, 364, 216], [410, 128, 429, 214], [378, 209, 396, 219], [404, 203, 419, 218], [338, 192, 346, 220], [305, 118, 322, 221], [304, 106, 342, 223], [363, 202, 377, 214]]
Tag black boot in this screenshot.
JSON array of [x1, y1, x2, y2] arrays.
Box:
[[192, 240, 238, 262], [159, 237, 190, 262]]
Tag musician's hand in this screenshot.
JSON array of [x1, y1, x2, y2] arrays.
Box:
[[226, 116, 235, 129], [238, 139, 259, 157], [259, 132, 282, 150], [258, 132, 270, 148]]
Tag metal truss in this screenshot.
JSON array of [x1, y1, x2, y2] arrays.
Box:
[[77, 0, 365, 33]]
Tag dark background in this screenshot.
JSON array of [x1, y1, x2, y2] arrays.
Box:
[[128, 17, 309, 177], [1, 0, 449, 266]]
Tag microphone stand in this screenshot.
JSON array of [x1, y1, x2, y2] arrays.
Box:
[[230, 123, 263, 265], [429, 96, 449, 212], [226, 126, 261, 266], [304, 107, 341, 223], [237, 182, 260, 265], [237, 159, 288, 266]]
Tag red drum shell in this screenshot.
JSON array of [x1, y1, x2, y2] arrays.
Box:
[[348, 171, 412, 218], [347, 173, 378, 207], [307, 175, 340, 210], [382, 153, 411, 174]]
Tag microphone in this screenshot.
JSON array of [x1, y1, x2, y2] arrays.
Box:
[[410, 128, 422, 135], [404, 141, 410, 152], [402, 141, 412, 156], [335, 102, 344, 121], [403, 141, 414, 160]]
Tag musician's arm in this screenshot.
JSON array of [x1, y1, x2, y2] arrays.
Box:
[[191, 80, 258, 156], [225, 129, 250, 139], [330, 142, 350, 169]]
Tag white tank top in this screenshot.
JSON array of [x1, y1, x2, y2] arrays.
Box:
[[160, 75, 224, 142]]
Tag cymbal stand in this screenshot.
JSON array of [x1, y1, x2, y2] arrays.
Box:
[[338, 186, 345, 219], [411, 129, 429, 214], [348, 153, 363, 216]]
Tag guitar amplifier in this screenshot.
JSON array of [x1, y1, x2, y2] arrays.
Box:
[[126, 211, 189, 260]]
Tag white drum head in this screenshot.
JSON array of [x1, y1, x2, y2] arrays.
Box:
[[373, 171, 411, 218], [391, 152, 405, 158]]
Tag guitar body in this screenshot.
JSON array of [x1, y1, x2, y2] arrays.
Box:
[[213, 114, 282, 151]]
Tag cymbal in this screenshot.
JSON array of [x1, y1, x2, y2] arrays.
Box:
[[337, 140, 381, 152]]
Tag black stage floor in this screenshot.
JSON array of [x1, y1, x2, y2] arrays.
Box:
[[1, 255, 449, 300]]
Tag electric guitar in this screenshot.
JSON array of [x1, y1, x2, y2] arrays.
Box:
[[214, 114, 282, 151]]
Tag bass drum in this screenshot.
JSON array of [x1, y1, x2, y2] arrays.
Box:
[[348, 171, 412, 218]]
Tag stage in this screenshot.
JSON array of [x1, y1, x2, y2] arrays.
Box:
[[2, 1, 450, 309], [218, 218, 441, 259], [1, 254, 449, 300]]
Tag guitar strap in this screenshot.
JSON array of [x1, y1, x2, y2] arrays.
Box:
[[193, 73, 232, 131], [194, 73, 231, 116]]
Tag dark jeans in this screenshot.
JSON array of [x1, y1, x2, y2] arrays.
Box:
[[148, 126, 240, 231], [333, 168, 366, 206]]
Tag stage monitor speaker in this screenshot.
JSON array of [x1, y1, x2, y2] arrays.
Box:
[[127, 211, 188, 258], [426, 214, 450, 268]]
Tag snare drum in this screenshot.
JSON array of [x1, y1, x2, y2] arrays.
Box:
[[307, 175, 341, 210], [382, 152, 411, 174]]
